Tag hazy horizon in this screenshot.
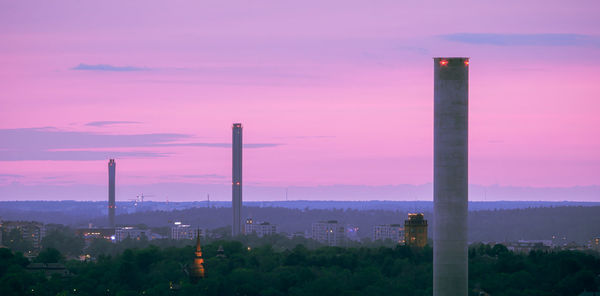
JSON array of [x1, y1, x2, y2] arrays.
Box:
[[1, 182, 598, 202]]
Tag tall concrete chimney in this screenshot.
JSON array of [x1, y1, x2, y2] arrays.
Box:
[[108, 159, 116, 228], [232, 123, 243, 236], [433, 57, 469, 296]]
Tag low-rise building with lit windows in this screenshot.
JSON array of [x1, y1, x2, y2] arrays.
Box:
[[0, 221, 46, 250], [171, 222, 204, 240], [373, 224, 405, 244], [244, 218, 278, 237], [590, 237, 600, 251], [312, 220, 346, 247], [114, 227, 152, 242], [75, 228, 115, 246], [505, 240, 552, 253]]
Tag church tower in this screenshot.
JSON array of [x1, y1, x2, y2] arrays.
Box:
[[190, 229, 205, 283]]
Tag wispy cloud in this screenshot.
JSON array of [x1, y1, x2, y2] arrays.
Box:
[[158, 142, 280, 148], [271, 135, 336, 140], [85, 121, 141, 127], [244, 143, 280, 148], [72, 63, 148, 72], [0, 174, 24, 178], [0, 127, 186, 150], [294, 136, 336, 139], [0, 150, 170, 161], [178, 174, 226, 179], [440, 33, 600, 47], [0, 128, 280, 161]]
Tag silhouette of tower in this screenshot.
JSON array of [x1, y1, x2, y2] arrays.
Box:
[[404, 213, 428, 248], [232, 123, 243, 236], [433, 57, 469, 296], [190, 229, 205, 283], [108, 159, 116, 228]]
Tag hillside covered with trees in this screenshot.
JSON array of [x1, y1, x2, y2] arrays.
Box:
[[88, 205, 600, 244]]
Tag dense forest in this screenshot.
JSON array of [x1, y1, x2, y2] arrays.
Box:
[[1, 239, 599, 296]]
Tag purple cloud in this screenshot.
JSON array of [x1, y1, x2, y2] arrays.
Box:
[[85, 121, 141, 127], [0, 127, 280, 161], [72, 63, 148, 71], [441, 33, 600, 47]]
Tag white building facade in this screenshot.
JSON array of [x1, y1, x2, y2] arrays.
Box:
[[312, 220, 346, 247], [245, 218, 277, 237], [114, 227, 152, 242], [171, 223, 204, 240], [373, 224, 405, 244]]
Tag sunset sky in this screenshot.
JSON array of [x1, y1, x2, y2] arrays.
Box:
[[1, 1, 599, 200]]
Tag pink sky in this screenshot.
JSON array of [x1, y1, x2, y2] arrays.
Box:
[[0, 1, 599, 199]]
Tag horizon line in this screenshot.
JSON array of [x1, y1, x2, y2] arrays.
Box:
[[1, 199, 599, 203]]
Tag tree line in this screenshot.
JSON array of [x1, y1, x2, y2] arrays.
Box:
[[1, 237, 599, 295]]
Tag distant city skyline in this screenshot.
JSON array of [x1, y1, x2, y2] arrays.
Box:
[[1, 1, 599, 200]]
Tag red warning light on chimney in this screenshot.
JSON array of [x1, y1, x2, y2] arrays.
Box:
[[440, 60, 449, 66], [464, 60, 469, 66]]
